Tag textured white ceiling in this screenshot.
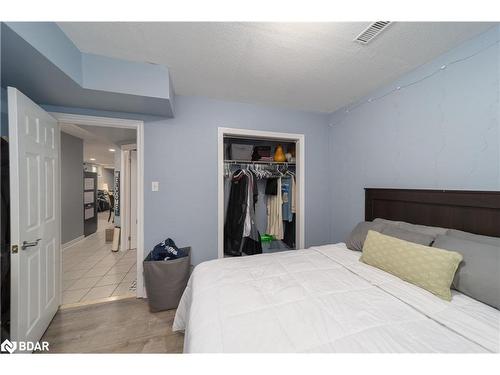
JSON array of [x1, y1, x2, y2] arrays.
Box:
[[58, 22, 495, 113], [61, 123, 136, 167]]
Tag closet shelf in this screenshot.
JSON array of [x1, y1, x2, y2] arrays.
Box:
[[224, 159, 296, 165]]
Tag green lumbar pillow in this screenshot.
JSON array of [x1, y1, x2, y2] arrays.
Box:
[[360, 230, 463, 301]]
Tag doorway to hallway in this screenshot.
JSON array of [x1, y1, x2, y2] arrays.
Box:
[[56, 113, 144, 306]]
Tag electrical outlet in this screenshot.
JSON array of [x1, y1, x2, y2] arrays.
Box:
[[152, 181, 159, 191]]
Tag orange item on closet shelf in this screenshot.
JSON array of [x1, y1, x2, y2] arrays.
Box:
[[274, 144, 286, 162]]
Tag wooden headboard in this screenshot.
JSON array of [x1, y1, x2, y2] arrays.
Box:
[[365, 188, 500, 237]]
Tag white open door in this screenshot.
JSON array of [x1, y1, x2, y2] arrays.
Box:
[[8, 87, 60, 350]]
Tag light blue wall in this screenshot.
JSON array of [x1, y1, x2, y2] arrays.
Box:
[[328, 26, 500, 243], [5, 22, 83, 83], [82, 53, 171, 100]]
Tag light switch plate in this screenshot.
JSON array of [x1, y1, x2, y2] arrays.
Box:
[[152, 181, 159, 191]]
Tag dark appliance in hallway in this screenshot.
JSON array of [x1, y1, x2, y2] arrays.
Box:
[[84, 171, 98, 236]]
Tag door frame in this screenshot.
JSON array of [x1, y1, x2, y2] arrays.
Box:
[[217, 127, 305, 258], [50, 112, 146, 298], [120, 144, 137, 253]]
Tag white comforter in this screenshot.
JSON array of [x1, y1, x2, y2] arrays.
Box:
[[173, 243, 500, 353]]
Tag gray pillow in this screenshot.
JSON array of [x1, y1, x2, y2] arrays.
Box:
[[373, 218, 447, 239], [398, 222, 447, 238], [346, 221, 386, 251], [373, 218, 402, 226], [433, 234, 500, 309], [446, 229, 500, 247], [382, 226, 435, 246]]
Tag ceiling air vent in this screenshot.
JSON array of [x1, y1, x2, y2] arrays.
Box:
[[355, 21, 391, 44]]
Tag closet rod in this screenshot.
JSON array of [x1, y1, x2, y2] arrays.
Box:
[[224, 159, 295, 166]]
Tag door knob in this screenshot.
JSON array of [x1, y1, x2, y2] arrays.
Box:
[[22, 238, 42, 250]]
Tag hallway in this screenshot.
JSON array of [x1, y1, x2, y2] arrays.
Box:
[[61, 212, 137, 305]]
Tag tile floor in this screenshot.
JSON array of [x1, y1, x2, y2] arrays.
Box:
[[62, 212, 136, 305]]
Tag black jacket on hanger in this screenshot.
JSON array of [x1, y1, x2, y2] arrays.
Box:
[[224, 170, 262, 256], [224, 171, 248, 256]]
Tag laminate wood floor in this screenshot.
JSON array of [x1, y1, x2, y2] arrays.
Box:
[[41, 298, 184, 353]]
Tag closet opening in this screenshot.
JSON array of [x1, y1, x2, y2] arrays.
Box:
[[217, 128, 305, 258]]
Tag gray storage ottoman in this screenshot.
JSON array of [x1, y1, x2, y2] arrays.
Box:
[[143, 247, 191, 312]]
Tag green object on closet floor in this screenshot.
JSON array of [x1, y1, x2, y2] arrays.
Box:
[[261, 234, 275, 243]]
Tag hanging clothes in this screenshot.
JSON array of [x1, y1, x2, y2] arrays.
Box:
[[283, 213, 296, 248], [282, 175, 295, 247], [224, 169, 262, 256], [224, 170, 247, 256], [265, 178, 278, 195], [266, 177, 283, 240], [242, 170, 262, 255], [281, 177, 293, 222], [291, 175, 296, 214], [242, 171, 253, 238]]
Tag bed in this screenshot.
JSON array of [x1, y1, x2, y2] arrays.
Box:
[[173, 189, 500, 353]]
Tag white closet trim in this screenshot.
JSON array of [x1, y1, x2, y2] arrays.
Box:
[[217, 127, 305, 258]]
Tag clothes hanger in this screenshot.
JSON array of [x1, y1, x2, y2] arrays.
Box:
[[276, 164, 284, 177], [254, 164, 261, 179], [285, 165, 295, 177], [259, 164, 267, 179], [233, 167, 244, 179]]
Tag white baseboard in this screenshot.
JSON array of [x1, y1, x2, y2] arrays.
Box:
[[62, 235, 85, 251]]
